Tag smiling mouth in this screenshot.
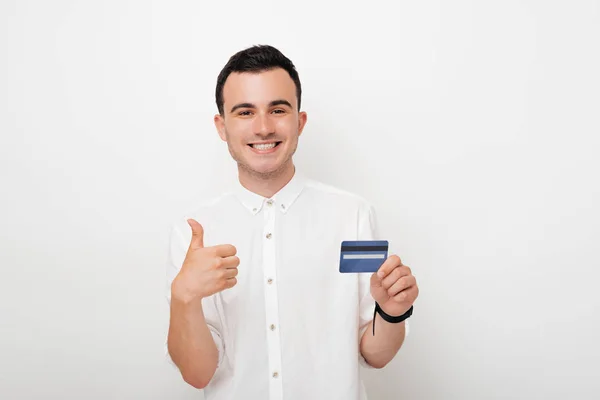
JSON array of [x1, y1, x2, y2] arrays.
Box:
[[248, 142, 282, 150]]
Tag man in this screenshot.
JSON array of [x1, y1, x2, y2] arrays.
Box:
[[166, 45, 419, 400]]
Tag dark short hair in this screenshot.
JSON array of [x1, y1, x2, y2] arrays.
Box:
[[215, 45, 302, 115]]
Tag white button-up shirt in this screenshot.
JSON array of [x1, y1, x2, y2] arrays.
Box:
[[165, 171, 409, 400]]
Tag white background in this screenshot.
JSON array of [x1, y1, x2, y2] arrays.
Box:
[[1, 1, 599, 399]]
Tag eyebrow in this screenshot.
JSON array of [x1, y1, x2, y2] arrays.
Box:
[[230, 99, 293, 113]]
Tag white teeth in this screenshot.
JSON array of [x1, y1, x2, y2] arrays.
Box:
[[252, 142, 277, 150]]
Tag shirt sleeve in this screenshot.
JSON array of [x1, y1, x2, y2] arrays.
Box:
[[356, 202, 410, 369], [164, 221, 225, 370]]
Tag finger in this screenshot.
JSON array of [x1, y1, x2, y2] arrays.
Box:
[[213, 244, 237, 258], [187, 219, 204, 249], [377, 255, 402, 279], [370, 271, 382, 287], [221, 255, 240, 269], [381, 265, 412, 289], [223, 277, 238, 289], [393, 285, 418, 303], [214, 268, 239, 285], [387, 275, 416, 297], [222, 267, 239, 279]]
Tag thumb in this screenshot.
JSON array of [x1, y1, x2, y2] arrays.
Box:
[[370, 271, 382, 287], [187, 218, 204, 249]]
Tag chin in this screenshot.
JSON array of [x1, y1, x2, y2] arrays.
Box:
[[253, 165, 284, 176], [244, 161, 287, 177]]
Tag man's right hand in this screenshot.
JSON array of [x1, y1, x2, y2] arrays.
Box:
[[171, 218, 240, 303]]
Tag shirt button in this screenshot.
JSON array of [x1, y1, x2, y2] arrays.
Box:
[[272, 371, 279, 378], [267, 278, 273, 284], [270, 324, 276, 331], [266, 199, 273, 206], [281, 204, 286, 210], [266, 233, 272, 239], [252, 208, 257, 212]]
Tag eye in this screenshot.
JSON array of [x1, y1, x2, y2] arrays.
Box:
[[238, 110, 253, 116], [272, 109, 286, 114]]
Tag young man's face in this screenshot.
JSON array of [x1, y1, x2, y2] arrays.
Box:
[[214, 68, 307, 179]]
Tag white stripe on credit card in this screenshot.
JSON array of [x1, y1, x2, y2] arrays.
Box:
[[343, 254, 385, 259]]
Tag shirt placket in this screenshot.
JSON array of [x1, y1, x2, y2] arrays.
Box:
[[263, 199, 283, 400]]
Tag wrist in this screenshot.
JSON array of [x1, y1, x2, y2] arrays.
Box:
[[376, 302, 413, 320], [372, 302, 413, 335], [171, 278, 203, 305], [378, 303, 410, 317]]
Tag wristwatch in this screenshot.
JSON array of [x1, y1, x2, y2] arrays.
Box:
[[373, 302, 413, 335]]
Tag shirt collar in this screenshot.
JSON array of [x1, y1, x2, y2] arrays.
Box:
[[233, 169, 306, 215]]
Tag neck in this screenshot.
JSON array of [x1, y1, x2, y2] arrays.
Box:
[[238, 162, 296, 198]]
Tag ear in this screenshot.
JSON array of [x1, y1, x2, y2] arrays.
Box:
[[214, 114, 227, 141], [297, 111, 308, 137]]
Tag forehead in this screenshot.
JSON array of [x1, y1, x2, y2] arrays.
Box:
[[222, 68, 297, 110]]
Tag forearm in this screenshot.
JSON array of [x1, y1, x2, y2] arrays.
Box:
[[359, 312, 406, 368], [168, 291, 219, 389]]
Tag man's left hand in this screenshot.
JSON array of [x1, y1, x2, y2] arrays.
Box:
[[370, 255, 419, 316]]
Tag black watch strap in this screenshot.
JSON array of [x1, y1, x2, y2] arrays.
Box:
[[373, 302, 413, 335]]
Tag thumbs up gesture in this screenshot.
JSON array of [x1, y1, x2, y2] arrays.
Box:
[[171, 219, 240, 302]]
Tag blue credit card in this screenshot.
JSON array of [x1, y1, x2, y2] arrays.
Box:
[[339, 240, 389, 273]]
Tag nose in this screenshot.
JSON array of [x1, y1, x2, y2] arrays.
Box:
[[252, 112, 275, 136]]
